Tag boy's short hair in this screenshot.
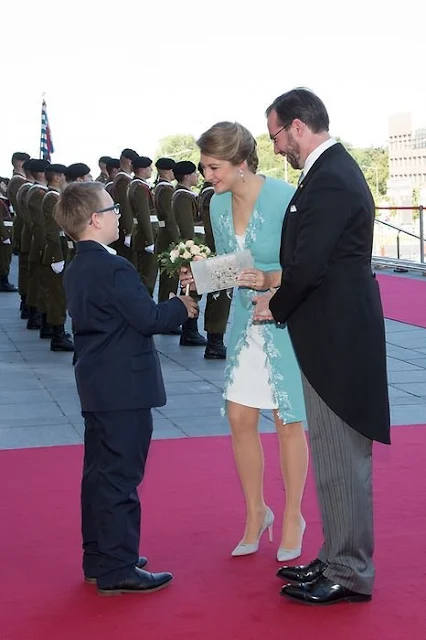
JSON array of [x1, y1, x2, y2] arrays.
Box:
[[54, 181, 105, 241]]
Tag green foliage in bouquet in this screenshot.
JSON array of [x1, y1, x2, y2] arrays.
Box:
[[158, 238, 215, 277]]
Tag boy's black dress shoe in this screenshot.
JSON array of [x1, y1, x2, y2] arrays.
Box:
[[84, 556, 148, 584], [97, 567, 173, 596], [281, 575, 372, 606], [277, 558, 326, 583]]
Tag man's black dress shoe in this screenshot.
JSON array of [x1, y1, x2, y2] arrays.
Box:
[[97, 567, 173, 596], [277, 558, 326, 584], [281, 575, 372, 606], [84, 556, 148, 584]]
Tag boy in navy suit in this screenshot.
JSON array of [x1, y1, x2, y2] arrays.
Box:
[[55, 181, 197, 595]]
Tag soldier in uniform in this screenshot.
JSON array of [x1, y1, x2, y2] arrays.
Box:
[[172, 161, 206, 346], [42, 164, 74, 352], [7, 153, 30, 305], [95, 156, 111, 184], [198, 163, 231, 359], [15, 161, 35, 321], [128, 156, 158, 296], [113, 148, 139, 260], [105, 158, 120, 197], [154, 157, 181, 335], [63, 163, 92, 262], [26, 159, 50, 336], [0, 190, 16, 291], [154, 158, 179, 305]]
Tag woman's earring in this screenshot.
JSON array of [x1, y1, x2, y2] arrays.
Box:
[[239, 169, 245, 182]]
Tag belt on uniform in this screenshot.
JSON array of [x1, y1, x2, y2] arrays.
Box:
[[4, 221, 13, 227], [158, 220, 166, 227], [133, 216, 158, 224], [195, 225, 204, 234]]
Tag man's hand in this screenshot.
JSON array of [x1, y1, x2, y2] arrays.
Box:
[[252, 291, 275, 322], [169, 292, 198, 318]]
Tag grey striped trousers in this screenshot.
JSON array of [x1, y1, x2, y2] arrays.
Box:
[[302, 374, 375, 595]]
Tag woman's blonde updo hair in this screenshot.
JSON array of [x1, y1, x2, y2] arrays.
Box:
[[197, 121, 259, 173]]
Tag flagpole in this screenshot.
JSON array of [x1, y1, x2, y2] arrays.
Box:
[[40, 93, 45, 159]]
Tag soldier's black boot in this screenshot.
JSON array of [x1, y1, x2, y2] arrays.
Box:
[[0, 275, 17, 292], [50, 325, 74, 352], [20, 295, 29, 319], [26, 307, 41, 330], [204, 333, 226, 360], [39, 313, 54, 339], [179, 318, 207, 346]]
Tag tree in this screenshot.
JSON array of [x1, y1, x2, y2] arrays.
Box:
[[155, 134, 199, 167], [256, 133, 300, 186], [155, 133, 389, 202], [337, 139, 388, 201]]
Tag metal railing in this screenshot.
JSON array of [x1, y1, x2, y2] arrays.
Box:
[[373, 206, 426, 273]]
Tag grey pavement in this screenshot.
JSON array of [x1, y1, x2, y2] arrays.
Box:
[[0, 258, 426, 449]]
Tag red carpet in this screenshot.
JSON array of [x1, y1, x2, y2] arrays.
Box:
[[377, 273, 426, 327], [1, 428, 426, 640]]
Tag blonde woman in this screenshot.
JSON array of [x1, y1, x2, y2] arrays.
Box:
[[182, 122, 308, 561]]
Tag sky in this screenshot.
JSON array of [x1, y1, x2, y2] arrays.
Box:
[[2, 0, 425, 177]]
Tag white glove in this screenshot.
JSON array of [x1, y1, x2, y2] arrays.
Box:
[[2, 238, 11, 245], [124, 235, 132, 248], [51, 260, 65, 274], [144, 244, 155, 254]]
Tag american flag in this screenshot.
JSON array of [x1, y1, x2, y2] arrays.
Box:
[[40, 99, 54, 161]]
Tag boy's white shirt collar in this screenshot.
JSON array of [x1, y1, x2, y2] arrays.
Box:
[[97, 241, 117, 255]]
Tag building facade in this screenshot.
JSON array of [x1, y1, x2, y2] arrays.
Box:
[[387, 112, 426, 206]]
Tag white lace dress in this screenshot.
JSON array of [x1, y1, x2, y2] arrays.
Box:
[[224, 234, 278, 410]]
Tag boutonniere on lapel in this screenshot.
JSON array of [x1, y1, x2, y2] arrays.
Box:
[[290, 205, 297, 213]]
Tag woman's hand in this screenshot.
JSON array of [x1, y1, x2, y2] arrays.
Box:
[[237, 268, 270, 291]]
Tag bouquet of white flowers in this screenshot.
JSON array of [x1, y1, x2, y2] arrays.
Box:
[[158, 239, 214, 293]]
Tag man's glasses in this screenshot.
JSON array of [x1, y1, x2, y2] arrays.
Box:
[[270, 123, 292, 144], [95, 204, 120, 216]]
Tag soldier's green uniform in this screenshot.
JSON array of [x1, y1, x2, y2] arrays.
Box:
[[172, 161, 206, 347], [172, 183, 197, 241], [113, 149, 139, 261], [27, 176, 50, 336], [104, 157, 120, 198], [42, 164, 74, 352], [128, 156, 158, 296], [8, 165, 31, 310], [16, 178, 35, 322], [198, 178, 231, 359], [0, 195, 16, 291], [154, 157, 179, 303], [8, 152, 30, 262], [63, 163, 92, 263], [8, 172, 26, 255]]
